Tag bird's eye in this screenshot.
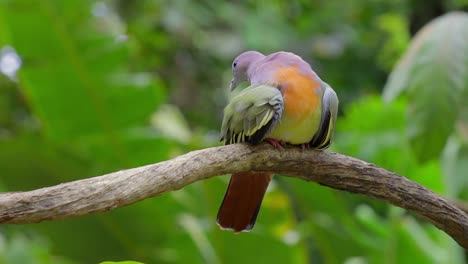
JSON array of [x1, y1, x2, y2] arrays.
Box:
[[232, 62, 237, 68]]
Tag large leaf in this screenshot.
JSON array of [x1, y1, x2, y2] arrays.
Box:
[[0, 0, 165, 144], [383, 12, 468, 162], [442, 137, 468, 198]]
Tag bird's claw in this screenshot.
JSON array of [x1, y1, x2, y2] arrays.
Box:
[[265, 138, 284, 150], [300, 143, 310, 151]]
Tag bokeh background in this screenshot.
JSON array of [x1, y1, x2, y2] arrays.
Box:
[[0, 0, 467, 263]]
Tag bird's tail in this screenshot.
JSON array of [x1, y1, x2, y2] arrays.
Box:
[[216, 172, 272, 233]]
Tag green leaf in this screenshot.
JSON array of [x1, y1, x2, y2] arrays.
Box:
[[392, 212, 465, 264], [0, 233, 77, 264], [456, 88, 468, 143], [178, 214, 220, 264], [334, 95, 414, 176], [150, 104, 192, 144], [376, 13, 410, 71], [1, 0, 166, 142], [354, 205, 389, 239], [442, 136, 468, 197], [383, 12, 468, 162], [395, 217, 449, 264]]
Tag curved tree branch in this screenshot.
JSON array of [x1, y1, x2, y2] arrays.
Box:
[[0, 144, 467, 248]]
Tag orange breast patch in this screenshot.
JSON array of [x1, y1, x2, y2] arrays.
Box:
[[274, 66, 320, 121]]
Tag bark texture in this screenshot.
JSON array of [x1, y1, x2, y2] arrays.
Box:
[[0, 144, 466, 248]]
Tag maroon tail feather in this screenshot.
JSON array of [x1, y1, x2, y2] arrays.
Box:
[[216, 172, 272, 233]]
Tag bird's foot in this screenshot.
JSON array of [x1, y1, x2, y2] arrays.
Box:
[[265, 138, 284, 150], [300, 143, 310, 151]]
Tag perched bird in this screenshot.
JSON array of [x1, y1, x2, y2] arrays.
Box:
[[217, 51, 339, 233]]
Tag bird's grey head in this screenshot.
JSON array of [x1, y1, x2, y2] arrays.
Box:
[[230, 51, 265, 91]]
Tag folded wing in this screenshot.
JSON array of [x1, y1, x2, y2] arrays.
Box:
[[309, 84, 339, 149], [221, 84, 284, 145]]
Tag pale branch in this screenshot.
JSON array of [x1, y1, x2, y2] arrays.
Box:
[[0, 144, 467, 248]]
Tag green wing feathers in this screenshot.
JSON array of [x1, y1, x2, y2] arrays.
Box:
[[310, 84, 339, 149], [221, 84, 284, 145]]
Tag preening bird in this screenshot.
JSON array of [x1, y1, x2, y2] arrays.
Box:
[[217, 51, 339, 233]]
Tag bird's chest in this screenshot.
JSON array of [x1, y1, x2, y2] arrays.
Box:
[[269, 81, 322, 144]]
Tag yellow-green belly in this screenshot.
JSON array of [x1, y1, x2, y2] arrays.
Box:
[[268, 65, 323, 144], [269, 101, 322, 144]]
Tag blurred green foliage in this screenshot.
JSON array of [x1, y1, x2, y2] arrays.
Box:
[[384, 12, 468, 163], [0, 0, 467, 263]]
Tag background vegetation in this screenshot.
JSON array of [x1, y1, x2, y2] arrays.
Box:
[[0, 0, 467, 263]]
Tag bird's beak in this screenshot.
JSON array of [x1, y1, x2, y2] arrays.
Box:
[[229, 79, 237, 91]]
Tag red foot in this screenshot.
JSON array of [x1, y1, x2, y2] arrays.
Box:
[[300, 143, 310, 151], [265, 138, 284, 150]]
